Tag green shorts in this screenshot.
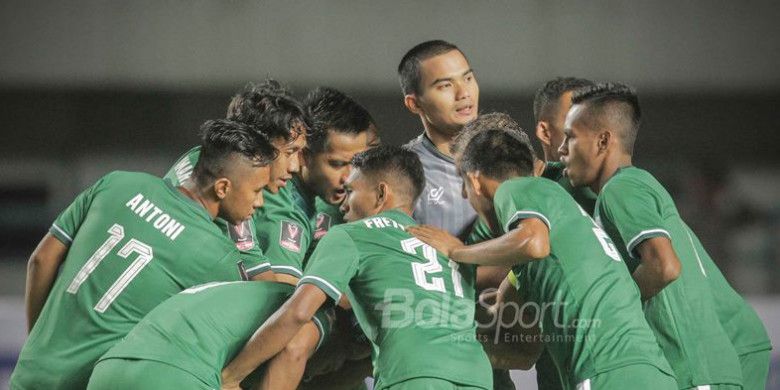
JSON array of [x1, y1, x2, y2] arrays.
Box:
[[738, 349, 770, 390], [578, 364, 677, 390], [379, 377, 488, 390], [87, 358, 213, 390]]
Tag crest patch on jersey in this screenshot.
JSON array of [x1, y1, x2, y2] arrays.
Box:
[[279, 220, 303, 253], [313, 213, 332, 240], [228, 220, 255, 251]]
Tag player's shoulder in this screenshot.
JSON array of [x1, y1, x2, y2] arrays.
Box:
[[497, 176, 561, 198], [403, 133, 425, 151], [602, 166, 662, 197], [99, 170, 162, 188]]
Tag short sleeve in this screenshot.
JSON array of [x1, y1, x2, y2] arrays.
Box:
[[599, 178, 672, 259], [493, 178, 554, 234], [298, 228, 359, 304], [50, 174, 110, 245], [254, 198, 312, 279]]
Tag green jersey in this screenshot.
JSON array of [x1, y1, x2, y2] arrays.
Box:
[[99, 281, 329, 388], [163, 146, 271, 277], [11, 171, 247, 390], [254, 175, 342, 278], [595, 166, 767, 387], [299, 209, 492, 389], [493, 177, 673, 387]]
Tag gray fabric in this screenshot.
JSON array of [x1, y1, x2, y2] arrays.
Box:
[[405, 133, 477, 239]]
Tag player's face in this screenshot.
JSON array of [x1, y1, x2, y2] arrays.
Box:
[[267, 131, 306, 193], [220, 162, 270, 225], [412, 50, 479, 136], [305, 127, 380, 205], [340, 169, 377, 222], [545, 91, 574, 161], [559, 104, 603, 188], [461, 171, 500, 233]]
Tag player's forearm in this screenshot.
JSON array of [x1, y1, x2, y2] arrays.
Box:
[[451, 227, 547, 267], [222, 306, 311, 386], [25, 234, 67, 332]]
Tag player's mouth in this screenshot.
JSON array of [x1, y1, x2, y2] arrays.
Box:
[[455, 105, 474, 117], [332, 188, 346, 203]]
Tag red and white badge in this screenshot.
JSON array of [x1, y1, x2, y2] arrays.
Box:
[[279, 220, 303, 253]]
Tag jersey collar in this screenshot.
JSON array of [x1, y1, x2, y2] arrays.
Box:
[[419, 132, 455, 164]]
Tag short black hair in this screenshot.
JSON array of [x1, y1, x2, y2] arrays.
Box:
[[571, 82, 641, 155], [533, 77, 596, 123], [451, 112, 533, 157], [192, 119, 278, 185], [397, 40, 462, 96], [304, 87, 376, 154], [351, 145, 425, 204], [459, 129, 536, 180], [226, 79, 310, 143]]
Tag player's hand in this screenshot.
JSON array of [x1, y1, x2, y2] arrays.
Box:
[[407, 225, 465, 258]]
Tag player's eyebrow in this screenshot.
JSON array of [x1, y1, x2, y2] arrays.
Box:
[[429, 68, 474, 87]]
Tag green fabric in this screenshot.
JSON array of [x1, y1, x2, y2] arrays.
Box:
[[595, 166, 762, 388], [379, 376, 488, 390], [11, 171, 245, 390], [99, 281, 325, 388], [583, 363, 677, 390], [738, 349, 771, 390], [492, 177, 673, 388], [253, 175, 343, 278], [163, 145, 270, 276], [300, 209, 492, 389], [87, 358, 213, 390]]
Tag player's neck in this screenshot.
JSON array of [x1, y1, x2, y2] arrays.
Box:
[[593, 153, 632, 194], [178, 183, 219, 220], [422, 121, 457, 157]]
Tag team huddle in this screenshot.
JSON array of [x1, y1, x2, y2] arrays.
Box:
[[9, 40, 771, 390]]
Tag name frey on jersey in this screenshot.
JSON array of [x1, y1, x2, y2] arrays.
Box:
[[125, 193, 186, 240], [363, 216, 406, 231]]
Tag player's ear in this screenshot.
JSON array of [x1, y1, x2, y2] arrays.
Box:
[[535, 122, 551, 147], [466, 171, 482, 197], [403, 94, 421, 115], [598, 131, 611, 153], [376, 181, 388, 207], [213, 177, 231, 200]]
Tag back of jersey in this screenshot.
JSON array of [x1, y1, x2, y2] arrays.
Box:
[[305, 209, 492, 389], [11, 171, 242, 390]]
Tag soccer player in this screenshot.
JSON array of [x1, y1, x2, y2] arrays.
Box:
[[399, 39, 516, 390], [221, 146, 493, 390], [164, 80, 309, 280], [86, 281, 332, 390], [558, 82, 771, 389], [250, 86, 379, 389], [408, 129, 677, 389], [11, 119, 278, 390], [399, 39, 479, 239]]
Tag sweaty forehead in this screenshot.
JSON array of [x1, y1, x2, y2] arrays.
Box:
[[419, 50, 470, 84]]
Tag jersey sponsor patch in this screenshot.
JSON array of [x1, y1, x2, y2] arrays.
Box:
[[279, 220, 303, 253], [228, 220, 255, 251], [313, 213, 332, 240], [427, 186, 445, 205]]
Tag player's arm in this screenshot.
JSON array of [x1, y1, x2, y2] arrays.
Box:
[[632, 236, 681, 300], [221, 284, 328, 389], [250, 271, 277, 282], [479, 277, 543, 370], [408, 219, 550, 267], [25, 233, 68, 332]]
